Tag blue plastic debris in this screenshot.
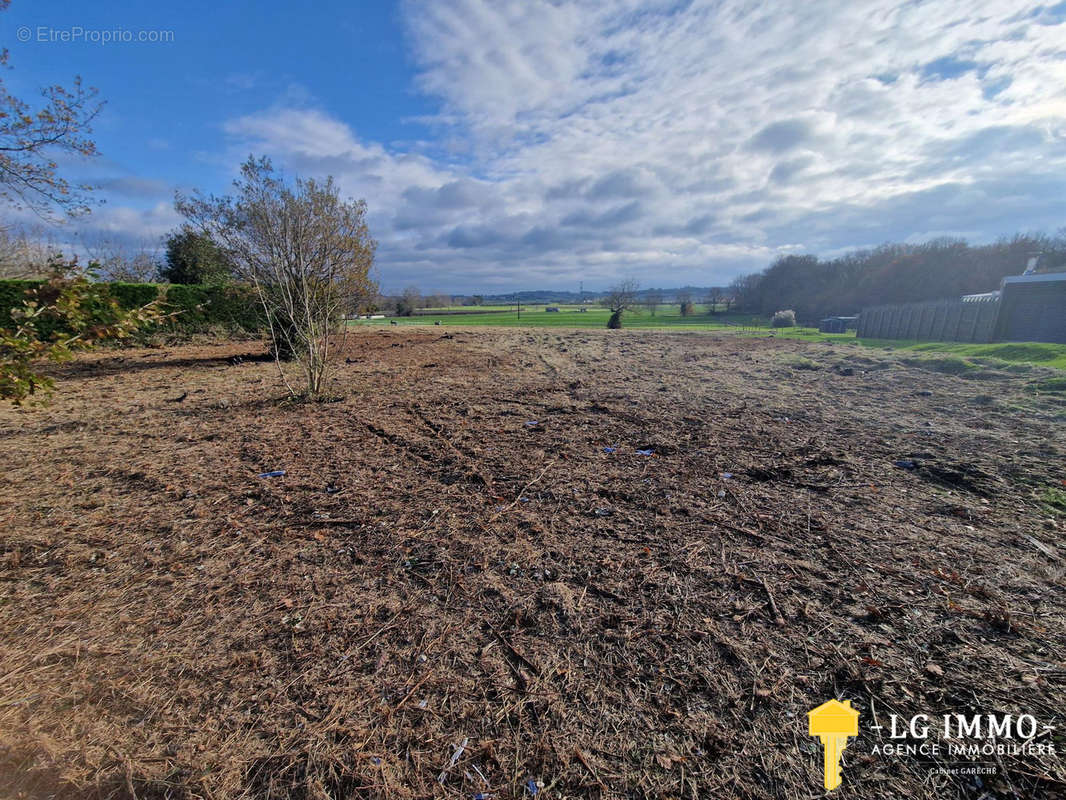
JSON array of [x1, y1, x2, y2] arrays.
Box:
[[636, 448, 654, 456], [602, 446, 616, 454], [258, 470, 286, 478], [524, 421, 539, 427], [721, 472, 734, 479], [526, 779, 539, 795], [894, 459, 918, 470]]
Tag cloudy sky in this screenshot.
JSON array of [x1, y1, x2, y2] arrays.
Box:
[[6, 0, 1066, 292]]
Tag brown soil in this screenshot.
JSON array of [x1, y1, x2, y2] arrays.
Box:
[[0, 328, 1063, 799]]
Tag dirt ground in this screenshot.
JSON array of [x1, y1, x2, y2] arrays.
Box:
[[0, 328, 1063, 800]]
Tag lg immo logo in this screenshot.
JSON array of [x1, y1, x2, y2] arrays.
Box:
[[806, 698, 1057, 791]]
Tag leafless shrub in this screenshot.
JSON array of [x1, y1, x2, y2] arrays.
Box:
[[177, 156, 377, 396]]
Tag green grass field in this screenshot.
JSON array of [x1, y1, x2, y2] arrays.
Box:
[[351, 307, 1066, 370], [361, 305, 767, 330], [855, 339, 1066, 370]]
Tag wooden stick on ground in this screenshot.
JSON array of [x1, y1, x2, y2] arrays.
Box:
[[491, 461, 555, 520], [760, 576, 786, 627], [574, 746, 607, 791]]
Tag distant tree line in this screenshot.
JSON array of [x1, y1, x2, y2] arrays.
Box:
[[377, 286, 456, 316], [729, 233, 1066, 323], [0, 225, 238, 285]]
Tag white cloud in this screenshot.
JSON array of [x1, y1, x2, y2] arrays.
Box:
[[66, 1, 1066, 292], [386, 0, 1066, 288]]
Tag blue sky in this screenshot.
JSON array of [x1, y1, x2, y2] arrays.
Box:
[[5, 0, 1066, 292]]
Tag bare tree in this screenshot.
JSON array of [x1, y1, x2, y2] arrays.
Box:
[[0, 228, 23, 277], [111, 250, 159, 282], [677, 288, 693, 317], [0, 225, 62, 278], [644, 289, 662, 316], [705, 287, 725, 315], [0, 3, 103, 219], [79, 232, 160, 282], [176, 156, 377, 397], [602, 278, 640, 329], [397, 286, 421, 316], [426, 292, 450, 309]]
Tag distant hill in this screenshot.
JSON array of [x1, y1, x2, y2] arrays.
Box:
[[469, 286, 724, 305]]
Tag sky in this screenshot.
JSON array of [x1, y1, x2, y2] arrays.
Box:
[[4, 0, 1066, 293]]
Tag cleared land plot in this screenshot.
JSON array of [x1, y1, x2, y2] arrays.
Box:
[[1, 329, 1064, 799]]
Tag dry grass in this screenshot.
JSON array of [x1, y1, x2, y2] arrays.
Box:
[[0, 328, 1063, 799]]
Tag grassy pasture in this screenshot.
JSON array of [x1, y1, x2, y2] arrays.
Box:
[[857, 339, 1066, 370], [359, 305, 769, 330], [354, 308, 1066, 369]]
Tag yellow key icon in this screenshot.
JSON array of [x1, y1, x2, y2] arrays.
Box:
[[807, 699, 859, 791]]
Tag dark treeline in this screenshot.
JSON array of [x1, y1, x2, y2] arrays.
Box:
[[730, 233, 1066, 323]]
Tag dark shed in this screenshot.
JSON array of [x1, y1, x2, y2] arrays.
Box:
[[994, 272, 1066, 343], [819, 316, 857, 334]]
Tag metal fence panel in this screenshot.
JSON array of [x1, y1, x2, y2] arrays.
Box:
[[857, 297, 999, 343]]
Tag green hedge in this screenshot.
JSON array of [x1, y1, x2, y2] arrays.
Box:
[[108, 282, 162, 310], [0, 280, 46, 333], [162, 284, 265, 332], [0, 279, 264, 337]]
